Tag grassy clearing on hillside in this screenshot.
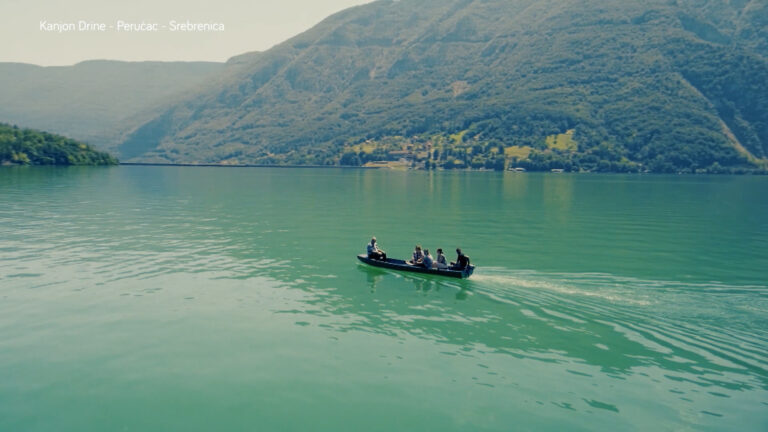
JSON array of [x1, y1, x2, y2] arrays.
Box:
[[450, 130, 468, 146], [545, 129, 578, 151], [351, 142, 377, 153], [505, 145, 532, 159]]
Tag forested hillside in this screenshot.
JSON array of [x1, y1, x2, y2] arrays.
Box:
[[0, 123, 117, 166], [68, 1, 768, 172]]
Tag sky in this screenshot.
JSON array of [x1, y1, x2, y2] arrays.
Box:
[[0, 0, 373, 66]]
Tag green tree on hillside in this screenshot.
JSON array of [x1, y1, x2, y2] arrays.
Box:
[[0, 123, 118, 166]]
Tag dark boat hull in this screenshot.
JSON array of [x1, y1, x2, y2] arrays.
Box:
[[357, 254, 474, 279]]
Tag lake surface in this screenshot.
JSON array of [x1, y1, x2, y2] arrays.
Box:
[[1, 166, 767, 431]]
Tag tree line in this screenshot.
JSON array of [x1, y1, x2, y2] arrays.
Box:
[[0, 123, 118, 166]]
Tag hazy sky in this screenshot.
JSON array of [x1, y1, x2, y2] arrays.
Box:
[[1, 0, 373, 66]]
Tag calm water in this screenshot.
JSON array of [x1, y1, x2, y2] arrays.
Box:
[[1, 166, 767, 431]]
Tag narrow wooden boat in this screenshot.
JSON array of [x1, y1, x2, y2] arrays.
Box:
[[357, 254, 475, 279]]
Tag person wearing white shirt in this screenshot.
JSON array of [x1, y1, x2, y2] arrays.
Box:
[[434, 248, 448, 269]]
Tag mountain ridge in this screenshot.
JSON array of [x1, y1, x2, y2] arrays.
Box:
[[3, 0, 766, 173], [0, 60, 226, 150], [116, 0, 767, 172]]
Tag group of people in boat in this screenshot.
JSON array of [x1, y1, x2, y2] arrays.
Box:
[[366, 237, 471, 271]]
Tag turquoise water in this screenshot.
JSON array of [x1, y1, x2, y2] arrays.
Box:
[[1, 166, 767, 431]]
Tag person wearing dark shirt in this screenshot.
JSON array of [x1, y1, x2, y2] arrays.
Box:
[[451, 248, 471, 270], [422, 249, 434, 269]]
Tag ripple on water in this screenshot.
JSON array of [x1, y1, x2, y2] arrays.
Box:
[[469, 267, 768, 386]]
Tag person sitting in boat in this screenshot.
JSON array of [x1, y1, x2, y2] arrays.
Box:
[[422, 249, 434, 269], [367, 237, 386, 261], [409, 245, 424, 265], [451, 248, 471, 270], [434, 248, 449, 269]]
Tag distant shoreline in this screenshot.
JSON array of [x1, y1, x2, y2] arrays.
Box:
[[1, 163, 763, 175], [116, 163, 768, 175], [118, 162, 518, 172], [119, 162, 382, 169]]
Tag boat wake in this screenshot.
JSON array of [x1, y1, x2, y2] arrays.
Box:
[[467, 267, 768, 381]]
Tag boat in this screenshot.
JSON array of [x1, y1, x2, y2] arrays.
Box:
[[357, 254, 475, 279]]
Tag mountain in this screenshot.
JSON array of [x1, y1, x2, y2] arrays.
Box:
[[0, 123, 117, 166], [120, 1, 768, 171], [0, 60, 225, 150]]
